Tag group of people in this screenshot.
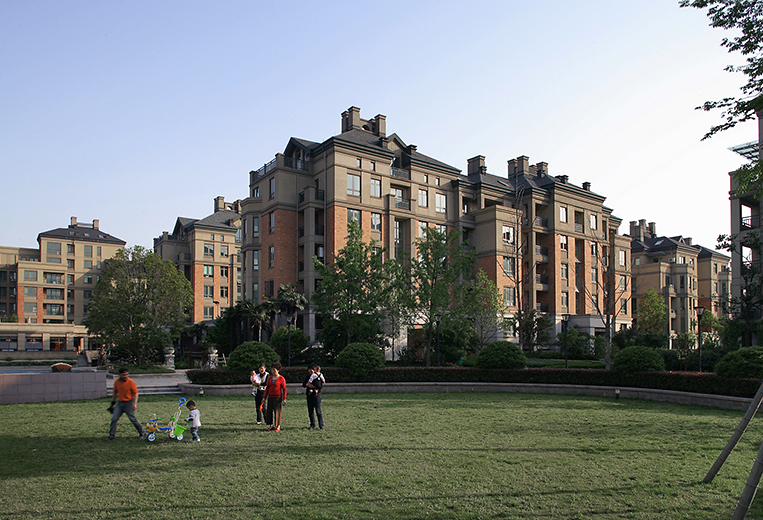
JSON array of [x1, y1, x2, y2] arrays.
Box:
[[251, 362, 325, 431], [107, 362, 325, 441]]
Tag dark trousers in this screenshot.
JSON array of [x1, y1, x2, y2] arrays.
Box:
[[255, 390, 266, 422], [307, 393, 323, 429], [109, 400, 145, 438]]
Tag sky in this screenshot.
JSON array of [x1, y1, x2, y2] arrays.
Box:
[[0, 1, 757, 253]]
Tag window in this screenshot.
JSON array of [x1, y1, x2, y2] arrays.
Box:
[[47, 257, 61, 264], [97, 246, 102, 257], [269, 177, 276, 199], [561, 263, 568, 279], [84, 245, 93, 258], [67, 274, 74, 284], [220, 286, 229, 299], [221, 266, 229, 278], [435, 177, 440, 186], [210, 234, 215, 241], [589, 214, 597, 230], [67, 259, 74, 269], [714, 263, 719, 274], [561, 291, 569, 308], [560, 235, 568, 251], [591, 268, 598, 284], [347, 173, 361, 196], [24, 270, 37, 281], [503, 286, 516, 306], [502, 226, 515, 245], [46, 288, 63, 300], [621, 298, 628, 315], [84, 276, 93, 284], [619, 250, 626, 266], [24, 302, 37, 313], [47, 242, 61, 255], [67, 244, 74, 254], [370, 161, 376, 171], [220, 245, 229, 258], [45, 273, 63, 284], [24, 287, 36, 297], [46, 304, 63, 316], [435, 193, 446, 213], [9, 272, 16, 282], [253, 251, 259, 271], [423, 174, 429, 184], [503, 257, 515, 277], [591, 242, 598, 257], [84, 260, 93, 269], [204, 306, 214, 319], [253, 217, 259, 238], [678, 256, 685, 264], [252, 283, 259, 301], [620, 275, 627, 290], [435, 224, 447, 235], [364, 178, 379, 200], [356, 158, 362, 168], [418, 189, 428, 208], [560, 206, 568, 223], [680, 275, 685, 289], [204, 265, 214, 278], [204, 244, 214, 257], [203, 286, 214, 299], [348, 209, 361, 226], [419, 221, 428, 238], [252, 186, 260, 198], [269, 213, 275, 234], [371, 213, 381, 232], [269, 246, 275, 268]]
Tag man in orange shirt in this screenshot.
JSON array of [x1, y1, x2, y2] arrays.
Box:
[[108, 368, 146, 440]]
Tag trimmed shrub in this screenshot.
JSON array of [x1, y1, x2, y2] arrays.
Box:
[[335, 342, 386, 379], [476, 341, 527, 369], [227, 341, 280, 373], [684, 347, 724, 373], [658, 349, 681, 371], [51, 363, 72, 372], [715, 347, 763, 379], [612, 346, 665, 374]]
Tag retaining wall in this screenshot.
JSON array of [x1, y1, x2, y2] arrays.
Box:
[[0, 371, 107, 404], [177, 382, 754, 411]]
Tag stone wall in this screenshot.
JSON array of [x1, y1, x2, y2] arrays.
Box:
[[0, 371, 107, 404]]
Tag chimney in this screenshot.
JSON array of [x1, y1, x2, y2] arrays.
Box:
[[556, 175, 568, 184], [380, 136, 389, 149], [467, 155, 485, 175], [517, 156, 530, 174], [685, 237, 693, 246], [535, 162, 548, 177], [629, 221, 644, 241], [582, 182, 591, 191], [92, 219, 99, 230], [342, 106, 362, 132], [70, 217, 78, 227], [407, 144, 417, 155], [648, 222, 656, 237], [373, 114, 386, 137], [214, 196, 226, 213], [507, 159, 517, 175]]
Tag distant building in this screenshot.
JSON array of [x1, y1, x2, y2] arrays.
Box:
[[154, 197, 243, 323], [0, 217, 125, 354], [629, 219, 731, 338]]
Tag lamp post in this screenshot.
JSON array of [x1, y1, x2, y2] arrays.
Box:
[[287, 314, 293, 367], [562, 314, 570, 369], [434, 313, 442, 367], [696, 306, 705, 373]]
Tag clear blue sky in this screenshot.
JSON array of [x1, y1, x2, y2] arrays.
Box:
[[0, 1, 754, 252]]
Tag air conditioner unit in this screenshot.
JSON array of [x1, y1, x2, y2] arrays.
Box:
[[668, 258, 675, 263]]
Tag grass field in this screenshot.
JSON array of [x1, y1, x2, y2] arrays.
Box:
[[2, 392, 763, 519]]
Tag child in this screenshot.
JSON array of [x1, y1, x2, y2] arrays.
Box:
[[185, 400, 202, 442]]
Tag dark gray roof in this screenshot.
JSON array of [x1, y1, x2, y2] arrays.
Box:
[[38, 226, 125, 245]]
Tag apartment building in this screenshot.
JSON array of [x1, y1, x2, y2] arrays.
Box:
[[238, 107, 631, 346], [154, 197, 243, 323], [0, 217, 125, 353], [629, 220, 731, 338]]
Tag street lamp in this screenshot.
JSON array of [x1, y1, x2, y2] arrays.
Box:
[[286, 314, 293, 367], [696, 306, 705, 373], [562, 314, 570, 369], [434, 313, 442, 367]]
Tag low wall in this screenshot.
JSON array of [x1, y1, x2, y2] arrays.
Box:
[[177, 382, 754, 411], [0, 371, 107, 405]]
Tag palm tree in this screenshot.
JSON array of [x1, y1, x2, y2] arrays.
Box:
[[276, 284, 308, 325], [239, 299, 269, 342]]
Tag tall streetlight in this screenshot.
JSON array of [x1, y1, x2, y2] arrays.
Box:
[[696, 306, 705, 373], [562, 314, 570, 369], [434, 313, 442, 367], [287, 314, 293, 367]]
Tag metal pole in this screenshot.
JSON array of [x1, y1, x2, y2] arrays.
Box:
[[733, 438, 763, 519]]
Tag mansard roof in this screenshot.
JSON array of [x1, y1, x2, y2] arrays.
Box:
[[38, 225, 125, 245]]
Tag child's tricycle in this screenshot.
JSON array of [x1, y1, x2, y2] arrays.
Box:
[[145, 397, 187, 442]]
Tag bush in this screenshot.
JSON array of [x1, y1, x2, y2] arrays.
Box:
[[335, 342, 386, 379], [476, 341, 527, 369], [51, 363, 72, 372], [715, 347, 763, 379], [658, 349, 681, 371], [269, 326, 310, 364], [612, 346, 665, 374], [227, 341, 280, 373]]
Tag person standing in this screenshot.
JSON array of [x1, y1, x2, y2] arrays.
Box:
[[264, 362, 286, 432], [184, 400, 202, 443], [303, 364, 325, 430], [250, 364, 269, 425], [108, 368, 146, 440]]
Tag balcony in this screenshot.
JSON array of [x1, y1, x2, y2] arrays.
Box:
[[391, 167, 410, 180], [284, 157, 309, 171], [252, 159, 276, 180], [533, 216, 549, 228], [536, 303, 549, 313], [742, 215, 760, 229], [395, 198, 411, 210], [535, 246, 549, 263]]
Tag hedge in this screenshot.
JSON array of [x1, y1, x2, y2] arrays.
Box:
[[186, 366, 763, 398]]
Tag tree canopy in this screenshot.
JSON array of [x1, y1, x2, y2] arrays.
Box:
[[637, 288, 668, 334], [84, 246, 193, 366]]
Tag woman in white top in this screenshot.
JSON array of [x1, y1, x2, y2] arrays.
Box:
[[250, 364, 269, 425]]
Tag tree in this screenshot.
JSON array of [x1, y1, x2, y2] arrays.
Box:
[[718, 231, 763, 347], [555, 326, 594, 359], [404, 227, 475, 365], [84, 246, 193, 366], [461, 269, 511, 349], [274, 284, 307, 326], [511, 308, 553, 351], [637, 288, 668, 334], [313, 220, 390, 350]]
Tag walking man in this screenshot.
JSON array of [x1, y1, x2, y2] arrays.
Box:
[[108, 368, 146, 440]]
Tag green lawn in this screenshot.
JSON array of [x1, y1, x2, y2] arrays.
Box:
[[2, 392, 763, 519]]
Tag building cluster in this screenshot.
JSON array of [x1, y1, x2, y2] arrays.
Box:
[[0, 107, 740, 356]]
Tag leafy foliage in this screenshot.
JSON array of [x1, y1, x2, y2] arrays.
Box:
[[461, 269, 510, 348], [226, 341, 280, 373], [612, 346, 666, 374], [476, 341, 527, 369], [335, 342, 386, 379], [555, 326, 594, 359], [717, 232, 763, 347], [637, 288, 667, 333], [319, 315, 385, 360], [84, 246, 193, 366], [269, 325, 310, 364], [512, 308, 553, 351], [714, 346, 763, 378], [613, 327, 669, 351]]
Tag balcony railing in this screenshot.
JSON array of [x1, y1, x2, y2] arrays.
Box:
[[391, 167, 410, 180], [395, 198, 411, 210], [536, 303, 549, 313], [742, 215, 760, 229], [252, 159, 276, 180], [535, 246, 549, 257], [284, 157, 309, 171], [533, 216, 549, 227]]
